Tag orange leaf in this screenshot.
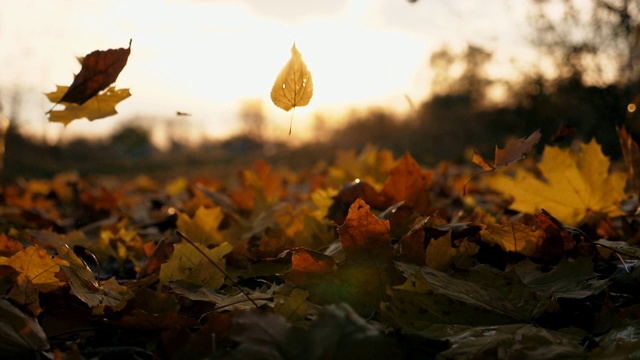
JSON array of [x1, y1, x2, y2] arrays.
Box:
[[380, 153, 432, 213], [0, 234, 24, 256], [285, 247, 336, 285], [337, 198, 392, 259]]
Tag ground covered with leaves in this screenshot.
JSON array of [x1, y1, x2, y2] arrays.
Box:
[[2, 136, 640, 359]]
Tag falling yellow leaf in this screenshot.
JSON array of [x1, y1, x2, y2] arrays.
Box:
[[176, 206, 226, 246], [45, 85, 131, 126], [159, 242, 233, 289], [270, 43, 313, 134], [489, 139, 626, 226]]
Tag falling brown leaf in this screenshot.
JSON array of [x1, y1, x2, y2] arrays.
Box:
[[551, 123, 576, 142], [473, 129, 541, 171], [60, 40, 132, 105], [618, 125, 640, 195]]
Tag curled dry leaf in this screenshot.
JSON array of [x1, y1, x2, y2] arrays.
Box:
[[473, 129, 542, 171]]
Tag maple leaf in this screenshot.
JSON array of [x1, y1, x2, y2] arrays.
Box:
[[59, 40, 131, 105], [45, 85, 131, 126], [488, 139, 627, 226], [229, 159, 283, 211], [176, 206, 226, 246], [472, 129, 541, 171], [337, 198, 393, 260], [380, 152, 432, 214], [159, 242, 233, 289], [480, 221, 545, 257], [270, 43, 313, 134], [425, 231, 457, 271], [0, 246, 68, 292]]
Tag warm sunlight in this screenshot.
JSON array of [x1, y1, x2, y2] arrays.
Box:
[[0, 0, 531, 144]]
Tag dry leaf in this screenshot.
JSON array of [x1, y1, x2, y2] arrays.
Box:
[[337, 198, 392, 260], [473, 129, 541, 171], [489, 139, 627, 226], [60, 40, 131, 105], [270, 43, 313, 133], [159, 242, 233, 289]]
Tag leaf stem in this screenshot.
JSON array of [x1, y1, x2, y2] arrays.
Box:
[[176, 231, 259, 309]]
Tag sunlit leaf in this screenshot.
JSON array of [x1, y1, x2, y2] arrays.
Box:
[[45, 85, 131, 126], [489, 139, 627, 226], [270, 43, 313, 112], [176, 206, 226, 246]]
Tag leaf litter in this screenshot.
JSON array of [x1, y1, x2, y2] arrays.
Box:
[[3, 134, 640, 359]]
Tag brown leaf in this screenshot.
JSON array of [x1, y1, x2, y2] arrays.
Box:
[[380, 153, 432, 214], [60, 40, 132, 105], [285, 247, 336, 285], [551, 123, 576, 142], [327, 179, 383, 225], [473, 129, 541, 170], [337, 198, 392, 259], [618, 125, 640, 195]]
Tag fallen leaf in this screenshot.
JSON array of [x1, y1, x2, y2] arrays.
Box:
[[337, 198, 392, 260], [380, 152, 432, 214], [59, 40, 131, 105], [0, 299, 49, 356], [480, 221, 545, 257], [473, 129, 541, 171], [271, 43, 313, 112], [489, 139, 627, 226], [45, 85, 131, 125], [0, 246, 68, 292], [176, 206, 226, 246], [425, 231, 457, 271], [159, 242, 233, 289]]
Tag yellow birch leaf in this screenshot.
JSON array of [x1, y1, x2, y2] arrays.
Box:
[[45, 85, 131, 126], [271, 43, 313, 134], [271, 43, 313, 111], [488, 139, 626, 226]]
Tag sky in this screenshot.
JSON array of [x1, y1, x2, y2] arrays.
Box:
[[0, 0, 534, 146]]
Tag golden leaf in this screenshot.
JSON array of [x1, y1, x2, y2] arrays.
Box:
[[45, 85, 131, 126], [176, 206, 226, 246], [489, 139, 626, 226], [159, 242, 233, 289], [270, 43, 313, 134], [0, 246, 68, 292]]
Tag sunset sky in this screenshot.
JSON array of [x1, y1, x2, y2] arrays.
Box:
[[0, 0, 534, 145]]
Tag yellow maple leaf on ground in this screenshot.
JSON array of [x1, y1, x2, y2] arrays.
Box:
[[159, 242, 233, 289], [488, 139, 626, 226], [177, 206, 226, 246], [0, 246, 69, 292]]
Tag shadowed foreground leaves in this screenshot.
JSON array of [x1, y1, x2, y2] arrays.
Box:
[[2, 136, 640, 359]]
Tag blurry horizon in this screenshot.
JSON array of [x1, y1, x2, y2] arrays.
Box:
[[0, 0, 533, 148]]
